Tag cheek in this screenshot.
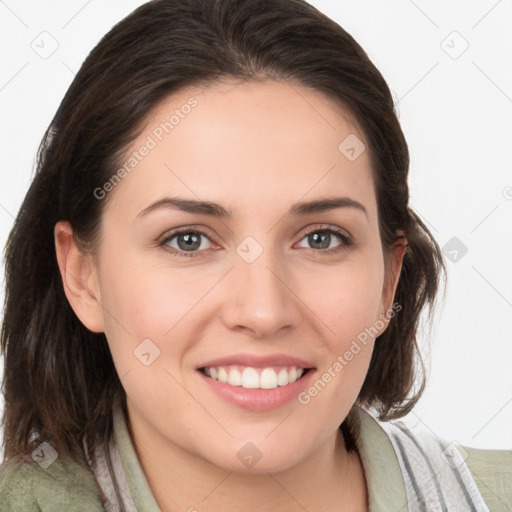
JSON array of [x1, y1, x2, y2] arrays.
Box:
[[302, 254, 385, 341], [96, 252, 205, 409], [97, 246, 222, 373], [98, 243, 201, 333], [298, 251, 384, 401], [98, 232, 384, 369]]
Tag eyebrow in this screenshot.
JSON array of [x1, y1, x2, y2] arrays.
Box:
[[136, 196, 368, 220]]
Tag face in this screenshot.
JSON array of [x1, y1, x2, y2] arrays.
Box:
[[72, 79, 404, 473]]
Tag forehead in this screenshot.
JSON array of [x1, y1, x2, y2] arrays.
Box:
[[105, 79, 377, 224]]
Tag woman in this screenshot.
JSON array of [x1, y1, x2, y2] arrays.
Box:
[[1, 0, 510, 510]]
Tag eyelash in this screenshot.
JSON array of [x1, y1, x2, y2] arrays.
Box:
[[158, 224, 353, 259]]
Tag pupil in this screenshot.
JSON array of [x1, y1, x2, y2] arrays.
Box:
[[178, 233, 200, 251], [310, 231, 329, 249]]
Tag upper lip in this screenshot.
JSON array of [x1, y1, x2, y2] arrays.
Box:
[[197, 353, 316, 370]]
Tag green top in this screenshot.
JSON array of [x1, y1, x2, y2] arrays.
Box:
[[0, 405, 510, 511]]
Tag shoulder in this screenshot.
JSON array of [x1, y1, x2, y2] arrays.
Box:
[[376, 416, 511, 511], [0, 451, 106, 511], [459, 444, 512, 511]]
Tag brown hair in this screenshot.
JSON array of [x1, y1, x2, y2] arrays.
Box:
[[1, 0, 445, 465]]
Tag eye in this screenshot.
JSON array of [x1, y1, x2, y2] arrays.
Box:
[[295, 226, 352, 254], [160, 228, 216, 258], [159, 224, 353, 258]]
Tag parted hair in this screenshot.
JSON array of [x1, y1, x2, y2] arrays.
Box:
[[1, 0, 445, 465]]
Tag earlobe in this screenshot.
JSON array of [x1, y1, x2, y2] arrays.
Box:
[[54, 221, 105, 333]]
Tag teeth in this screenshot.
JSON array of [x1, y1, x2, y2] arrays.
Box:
[[202, 365, 306, 389], [277, 368, 289, 386], [218, 367, 228, 383], [260, 368, 278, 389], [241, 367, 259, 388], [227, 368, 242, 386]]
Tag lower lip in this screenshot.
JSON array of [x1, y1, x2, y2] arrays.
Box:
[[197, 369, 316, 411]]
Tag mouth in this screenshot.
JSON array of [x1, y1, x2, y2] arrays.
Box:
[[198, 365, 313, 390]]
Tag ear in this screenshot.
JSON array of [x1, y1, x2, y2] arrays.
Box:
[[377, 232, 407, 332], [54, 220, 105, 333]]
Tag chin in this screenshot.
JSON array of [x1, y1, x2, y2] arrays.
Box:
[[200, 440, 309, 475]]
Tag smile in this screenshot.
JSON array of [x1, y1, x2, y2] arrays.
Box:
[[200, 365, 309, 389]]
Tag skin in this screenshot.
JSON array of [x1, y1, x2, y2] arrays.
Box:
[[55, 79, 406, 511]]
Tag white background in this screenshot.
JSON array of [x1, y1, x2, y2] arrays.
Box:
[[0, 0, 511, 452]]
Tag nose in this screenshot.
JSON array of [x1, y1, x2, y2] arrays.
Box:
[[220, 244, 302, 338]]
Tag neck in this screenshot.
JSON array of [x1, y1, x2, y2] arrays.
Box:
[[126, 404, 368, 512]]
